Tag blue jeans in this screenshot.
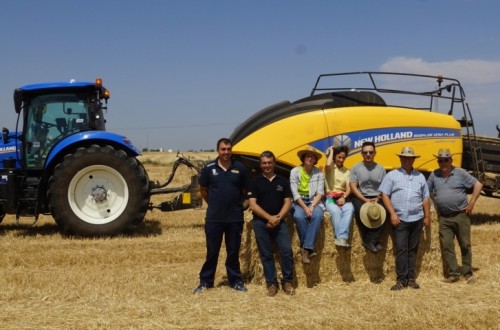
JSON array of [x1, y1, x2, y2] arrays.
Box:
[[199, 221, 244, 287], [393, 219, 423, 284], [252, 219, 294, 286], [292, 202, 324, 250], [325, 201, 354, 240]]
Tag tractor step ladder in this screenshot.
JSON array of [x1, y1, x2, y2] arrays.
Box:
[[15, 175, 41, 225]]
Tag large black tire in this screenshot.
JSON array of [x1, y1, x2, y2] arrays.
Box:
[[48, 144, 150, 236]]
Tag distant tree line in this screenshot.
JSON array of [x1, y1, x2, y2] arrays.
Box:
[[142, 148, 215, 152]]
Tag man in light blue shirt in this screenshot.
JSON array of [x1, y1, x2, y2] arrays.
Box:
[[379, 146, 430, 291]]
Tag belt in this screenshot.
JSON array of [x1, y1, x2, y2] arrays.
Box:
[[299, 195, 312, 204], [440, 210, 464, 218]]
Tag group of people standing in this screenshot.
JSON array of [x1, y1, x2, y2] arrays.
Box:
[[193, 138, 482, 296]]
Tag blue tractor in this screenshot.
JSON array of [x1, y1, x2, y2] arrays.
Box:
[[0, 78, 202, 235]]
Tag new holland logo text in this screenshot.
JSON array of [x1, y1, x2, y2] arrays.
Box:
[[353, 131, 413, 148], [0, 146, 17, 154]]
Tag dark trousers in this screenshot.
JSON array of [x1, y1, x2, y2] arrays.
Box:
[[199, 221, 244, 287], [252, 219, 294, 286], [352, 196, 386, 245], [439, 213, 472, 277], [393, 219, 423, 284]]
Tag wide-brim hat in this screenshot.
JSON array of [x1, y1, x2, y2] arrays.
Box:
[[396, 146, 420, 158], [433, 148, 452, 158], [297, 146, 323, 161], [360, 202, 386, 229]]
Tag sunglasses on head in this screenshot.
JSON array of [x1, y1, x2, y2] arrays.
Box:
[[438, 158, 450, 163]]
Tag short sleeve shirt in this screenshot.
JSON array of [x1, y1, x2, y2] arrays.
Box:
[[427, 167, 477, 214], [199, 158, 248, 222], [350, 162, 386, 196], [378, 168, 430, 222], [247, 174, 292, 221], [325, 164, 350, 193]]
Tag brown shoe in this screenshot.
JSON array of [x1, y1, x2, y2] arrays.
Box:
[[443, 276, 460, 283], [300, 248, 310, 264], [267, 284, 278, 297], [407, 279, 420, 289], [464, 274, 475, 284], [390, 281, 406, 291], [282, 282, 295, 295]]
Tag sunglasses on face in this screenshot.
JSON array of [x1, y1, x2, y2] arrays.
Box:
[[362, 151, 374, 155], [438, 158, 450, 163]]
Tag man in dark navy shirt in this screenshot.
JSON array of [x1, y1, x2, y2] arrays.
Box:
[[194, 138, 249, 293], [247, 150, 295, 296]]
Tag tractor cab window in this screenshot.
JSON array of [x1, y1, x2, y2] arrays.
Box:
[[25, 94, 89, 168]]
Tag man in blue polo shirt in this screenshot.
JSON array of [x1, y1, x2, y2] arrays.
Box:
[[194, 138, 249, 294]]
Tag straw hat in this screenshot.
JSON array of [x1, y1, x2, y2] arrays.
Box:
[[396, 146, 420, 158], [297, 146, 323, 161], [433, 148, 452, 158], [359, 202, 386, 228]]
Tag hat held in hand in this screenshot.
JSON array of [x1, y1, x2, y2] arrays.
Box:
[[360, 202, 386, 228]]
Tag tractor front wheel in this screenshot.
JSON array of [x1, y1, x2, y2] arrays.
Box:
[[48, 145, 150, 236]]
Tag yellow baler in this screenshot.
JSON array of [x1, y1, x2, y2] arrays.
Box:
[[230, 72, 482, 180]]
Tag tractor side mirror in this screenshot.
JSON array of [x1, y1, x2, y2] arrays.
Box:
[[14, 89, 23, 113]]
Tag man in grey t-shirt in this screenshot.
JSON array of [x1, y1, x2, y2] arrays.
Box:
[[427, 148, 482, 284], [349, 141, 386, 253]]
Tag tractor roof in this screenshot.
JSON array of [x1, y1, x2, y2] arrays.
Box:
[[18, 81, 96, 91], [13, 78, 109, 113]]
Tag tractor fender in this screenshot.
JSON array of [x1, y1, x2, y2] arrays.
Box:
[[46, 131, 141, 168]]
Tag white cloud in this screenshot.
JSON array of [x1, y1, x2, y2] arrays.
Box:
[[379, 57, 500, 137], [380, 57, 500, 85]]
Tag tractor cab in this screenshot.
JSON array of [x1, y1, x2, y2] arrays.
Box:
[[13, 79, 109, 168]]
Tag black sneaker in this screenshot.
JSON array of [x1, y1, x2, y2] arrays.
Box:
[[362, 242, 379, 253], [193, 283, 212, 294], [232, 281, 248, 292]]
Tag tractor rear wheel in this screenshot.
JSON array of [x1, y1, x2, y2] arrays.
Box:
[[48, 144, 150, 236]]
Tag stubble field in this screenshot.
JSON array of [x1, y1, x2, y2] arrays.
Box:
[[0, 152, 498, 329]]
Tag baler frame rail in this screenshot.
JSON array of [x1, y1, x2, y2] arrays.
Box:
[[148, 152, 204, 212], [150, 152, 201, 195]]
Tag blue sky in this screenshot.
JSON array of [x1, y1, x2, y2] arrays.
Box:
[[1, 0, 499, 151]]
